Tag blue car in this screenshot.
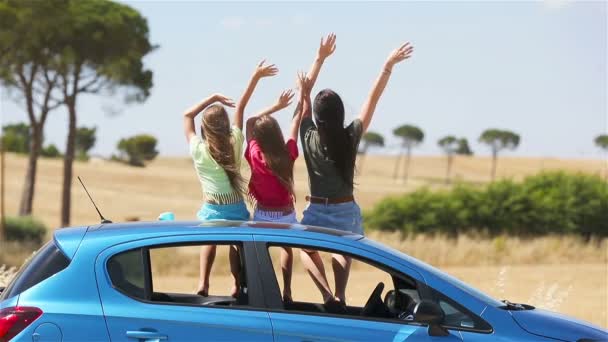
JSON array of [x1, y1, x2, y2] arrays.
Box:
[[1, 221, 606, 341]]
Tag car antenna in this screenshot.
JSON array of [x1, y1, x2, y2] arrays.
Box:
[[78, 176, 112, 224]]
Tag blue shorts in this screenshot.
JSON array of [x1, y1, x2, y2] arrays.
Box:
[[301, 201, 363, 235], [196, 201, 250, 221]]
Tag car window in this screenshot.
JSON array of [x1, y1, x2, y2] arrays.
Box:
[[431, 287, 492, 332], [267, 245, 420, 323], [107, 243, 249, 307], [362, 238, 504, 308], [1, 241, 70, 300], [108, 248, 146, 299]]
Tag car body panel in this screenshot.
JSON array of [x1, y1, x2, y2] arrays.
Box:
[[511, 309, 608, 341], [461, 306, 555, 341], [32, 322, 62, 342], [268, 311, 463, 341], [11, 235, 110, 342], [0, 294, 18, 310], [53, 225, 88, 259], [94, 234, 274, 342], [2, 221, 606, 342]]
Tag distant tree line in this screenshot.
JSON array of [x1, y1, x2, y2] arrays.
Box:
[[1, 123, 92, 159], [359, 125, 521, 183], [360, 126, 607, 184], [2, 122, 158, 167]]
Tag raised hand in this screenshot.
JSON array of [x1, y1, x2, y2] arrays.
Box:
[[359, 42, 413, 133], [275, 89, 294, 110], [213, 93, 235, 107], [297, 71, 312, 96], [317, 33, 337, 60], [254, 59, 279, 79], [385, 42, 414, 69], [290, 72, 311, 140]]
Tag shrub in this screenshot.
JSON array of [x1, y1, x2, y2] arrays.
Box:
[[365, 172, 608, 237], [116, 134, 159, 167], [1, 123, 30, 153], [41, 144, 61, 158], [75, 126, 96, 161], [5, 216, 47, 244]]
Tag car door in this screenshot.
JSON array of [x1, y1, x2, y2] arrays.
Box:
[[252, 235, 463, 342], [95, 234, 273, 342]]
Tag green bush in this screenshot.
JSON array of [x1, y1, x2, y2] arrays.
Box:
[[1, 123, 30, 153], [41, 144, 61, 158], [75, 126, 96, 161], [365, 172, 608, 237], [5, 216, 47, 244], [116, 134, 159, 167]]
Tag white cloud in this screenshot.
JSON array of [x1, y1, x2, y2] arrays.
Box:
[[219, 16, 245, 30]]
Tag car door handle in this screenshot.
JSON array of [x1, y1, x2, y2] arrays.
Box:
[[126, 330, 168, 342]]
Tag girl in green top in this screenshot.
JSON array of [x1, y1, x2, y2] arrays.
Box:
[[183, 60, 278, 297]]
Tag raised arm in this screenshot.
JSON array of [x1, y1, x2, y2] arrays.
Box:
[[234, 60, 278, 130], [359, 42, 414, 133], [183, 93, 235, 142], [291, 72, 313, 142], [305, 33, 337, 90], [245, 89, 294, 142]]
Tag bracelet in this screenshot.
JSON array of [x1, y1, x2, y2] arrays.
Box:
[[383, 68, 392, 74]]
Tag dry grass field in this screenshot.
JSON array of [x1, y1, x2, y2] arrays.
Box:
[[1, 153, 607, 327], [3, 153, 605, 229]]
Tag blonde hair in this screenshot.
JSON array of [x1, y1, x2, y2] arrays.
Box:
[[201, 104, 245, 195]]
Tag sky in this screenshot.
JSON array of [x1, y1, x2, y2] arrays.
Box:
[[1, 0, 606, 158]]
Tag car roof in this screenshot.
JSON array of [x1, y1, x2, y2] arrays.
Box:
[[93, 220, 359, 236], [69, 220, 363, 245]]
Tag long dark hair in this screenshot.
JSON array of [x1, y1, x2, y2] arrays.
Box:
[[201, 104, 245, 195], [252, 115, 295, 198], [313, 89, 357, 188]]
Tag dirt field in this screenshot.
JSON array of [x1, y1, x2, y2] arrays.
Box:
[[2, 153, 607, 328]]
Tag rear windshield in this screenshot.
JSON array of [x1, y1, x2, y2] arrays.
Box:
[[0, 241, 70, 300]]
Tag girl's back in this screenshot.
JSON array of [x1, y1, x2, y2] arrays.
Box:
[[246, 137, 297, 207], [190, 126, 244, 199], [300, 117, 362, 199]]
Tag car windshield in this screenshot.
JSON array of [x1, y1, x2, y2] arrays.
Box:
[[361, 238, 505, 308], [0, 241, 69, 300]]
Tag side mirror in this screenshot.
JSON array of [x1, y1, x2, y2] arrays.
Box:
[[413, 300, 449, 337]]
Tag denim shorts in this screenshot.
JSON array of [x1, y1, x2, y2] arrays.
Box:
[[301, 201, 363, 235], [196, 201, 250, 221], [254, 208, 298, 224]]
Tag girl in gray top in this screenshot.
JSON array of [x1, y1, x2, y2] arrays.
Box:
[[299, 33, 414, 305]]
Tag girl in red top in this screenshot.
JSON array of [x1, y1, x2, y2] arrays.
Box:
[[245, 72, 312, 302]]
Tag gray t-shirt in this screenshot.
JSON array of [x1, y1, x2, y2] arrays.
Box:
[[300, 117, 363, 198]]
